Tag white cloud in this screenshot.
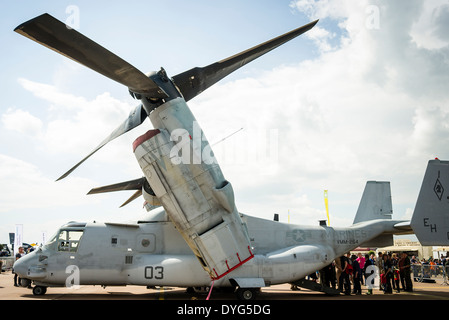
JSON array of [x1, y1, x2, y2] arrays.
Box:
[[18, 78, 86, 112], [305, 26, 337, 52], [410, 0, 449, 50], [4, 0, 449, 235], [0, 151, 145, 243], [13, 78, 141, 166], [290, 0, 356, 21], [2, 108, 43, 136], [0, 154, 95, 212], [409, 105, 449, 158], [189, 0, 449, 224]]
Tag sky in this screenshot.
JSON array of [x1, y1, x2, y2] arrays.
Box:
[[1, 0, 449, 245]]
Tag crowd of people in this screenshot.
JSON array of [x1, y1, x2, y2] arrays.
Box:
[[318, 251, 416, 295], [411, 254, 448, 280]]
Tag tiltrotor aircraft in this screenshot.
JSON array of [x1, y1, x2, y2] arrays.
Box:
[[12, 14, 449, 300]]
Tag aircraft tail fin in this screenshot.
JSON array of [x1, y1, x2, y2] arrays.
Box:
[[353, 181, 393, 224], [410, 159, 449, 245]]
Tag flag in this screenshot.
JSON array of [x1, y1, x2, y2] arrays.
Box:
[[324, 190, 330, 226], [14, 224, 23, 256]]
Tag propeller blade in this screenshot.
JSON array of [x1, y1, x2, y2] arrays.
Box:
[[120, 190, 143, 208], [172, 20, 318, 102], [14, 13, 167, 98], [87, 177, 148, 208], [56, 104, 147, 181], [87, 177, 146, 194]]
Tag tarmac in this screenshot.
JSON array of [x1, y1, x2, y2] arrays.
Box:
[[3, 270, 449, 319], [2, 270, 449, 301]]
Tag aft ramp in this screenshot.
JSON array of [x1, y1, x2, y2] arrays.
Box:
[[411, 159, 449, 245]]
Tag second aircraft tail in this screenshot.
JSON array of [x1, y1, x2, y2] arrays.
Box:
[[411, 159, 449, 245]]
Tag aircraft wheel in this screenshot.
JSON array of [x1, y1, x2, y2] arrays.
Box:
[[18, 278, 31, 288], [236, 287, 257, 300], [32, 286, 47, 296]]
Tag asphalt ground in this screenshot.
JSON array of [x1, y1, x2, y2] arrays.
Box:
[[2, 270, 448, 318], [2, 270, 449, 300]]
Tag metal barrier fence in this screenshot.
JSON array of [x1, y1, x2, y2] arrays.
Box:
[[411, 264, 449, 285], [0, 257, 15, 271]]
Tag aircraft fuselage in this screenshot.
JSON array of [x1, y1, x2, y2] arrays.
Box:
[[14, 208, 407, 290]]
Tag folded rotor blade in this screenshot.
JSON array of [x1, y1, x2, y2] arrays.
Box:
[[15, 13, 167, 98], [87, 177, 146, 194], [172, 20, 318, 102], [56, 104, 147, 181], [120, 190, 143, 208], [87, 177, 147, 208]]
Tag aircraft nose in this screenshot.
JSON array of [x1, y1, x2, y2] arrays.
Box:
[[13, 251, 48, 281], [13, 258, 28, 278], [13, 251, 41, 278]]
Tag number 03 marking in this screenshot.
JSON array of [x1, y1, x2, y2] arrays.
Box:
[[144, 266, 164, 279]]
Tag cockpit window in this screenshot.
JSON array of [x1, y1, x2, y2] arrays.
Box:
[[57, 230, 84, 252]]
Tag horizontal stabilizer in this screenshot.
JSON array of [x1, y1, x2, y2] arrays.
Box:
[[411, 159, 449, 245]]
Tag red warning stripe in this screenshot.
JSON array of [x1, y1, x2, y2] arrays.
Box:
[[132, 129, 160, 152], [210, 248, 255, 281]]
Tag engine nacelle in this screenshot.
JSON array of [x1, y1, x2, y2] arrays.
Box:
[[133, 98, 253, 280], [141, 175, 161, 210]]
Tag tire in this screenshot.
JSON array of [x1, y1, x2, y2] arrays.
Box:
[[236, 287, 257, 300], [32, 286, 47, 296]]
